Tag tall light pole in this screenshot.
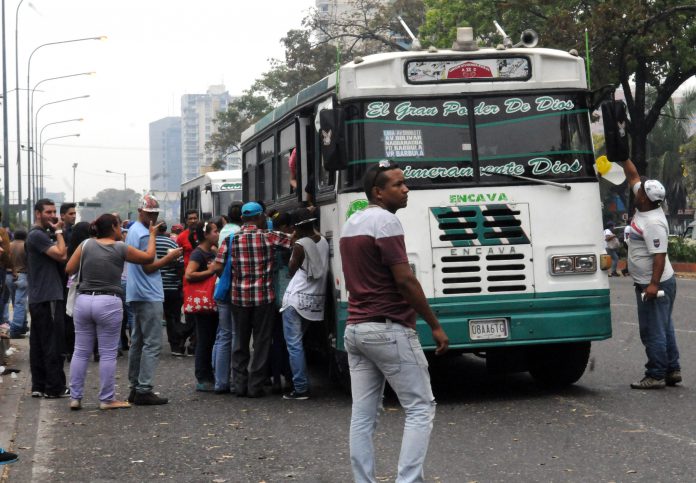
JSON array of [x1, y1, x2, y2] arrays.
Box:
[[72, 162, 77, 202], [25, 36, 104, 218], [14, 0, 24, 223], [31, 95, 89, 207], [2, 0, 10, 227], [39, 133, 80, 198], [106, 170, 129, 218]]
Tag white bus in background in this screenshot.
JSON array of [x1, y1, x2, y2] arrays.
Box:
[[241, 27, 613, 388], [180, 169, 243, 222]]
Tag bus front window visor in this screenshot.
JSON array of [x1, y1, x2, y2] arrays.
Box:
[[480, 168, 571, 190]]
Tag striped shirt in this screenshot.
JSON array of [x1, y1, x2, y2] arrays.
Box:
[[214, 223, 292, 307], [156, 234, 182, 292]]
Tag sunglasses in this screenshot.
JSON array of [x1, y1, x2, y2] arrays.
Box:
[[369, 159, 399, 190]]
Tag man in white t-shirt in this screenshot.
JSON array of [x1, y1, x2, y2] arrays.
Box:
[[617, 158, 681, 390]]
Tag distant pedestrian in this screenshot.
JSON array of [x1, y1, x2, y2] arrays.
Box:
[[66, 214, 157, 410], [177, 209, 200, 356], [0, 211, 13, 337], [26, 199, 69, 399], [60, 203, 77, 246], [604, 221, 620, 277], [126, 194, 183, 405], [616, 159, 681, 390], [280, 208, 329, 400], [221, 202, 292, 398], [184, 219, 220, 392], [339, 160, 448, 482], [8, 228, 28, 338]]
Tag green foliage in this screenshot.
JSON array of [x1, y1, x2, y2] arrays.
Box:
[[668, 236, 696, 263], [419, 0, 696, 172]]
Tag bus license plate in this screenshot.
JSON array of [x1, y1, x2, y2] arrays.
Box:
[[469, 318, 509, 341]]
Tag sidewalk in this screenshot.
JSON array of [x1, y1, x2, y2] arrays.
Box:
[[0, 336, 30, 479]]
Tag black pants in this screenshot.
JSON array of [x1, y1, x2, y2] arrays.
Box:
[[231, 303, 276, 395], [29, 300, 66, 395], [194, 312, 218, 383], [163, 290, 184, 352], [270, 311, 292, 386]]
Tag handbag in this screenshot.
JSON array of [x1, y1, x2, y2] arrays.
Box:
[[66, 239, 90, 317], [183, 254, 218, 313], [213, 233, 235, 303]]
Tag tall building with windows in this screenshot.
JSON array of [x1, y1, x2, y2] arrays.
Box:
[[149, 117, 182, 192], [149, 116, 182, 223], [181, 85, 232, 182]]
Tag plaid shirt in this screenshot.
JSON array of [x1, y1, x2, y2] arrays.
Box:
[[215, 223, 292, 307]]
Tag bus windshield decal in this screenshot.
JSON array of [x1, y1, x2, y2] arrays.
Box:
[[407, 57, 530, 83], [349, 156, 473, 166], [476, 108, 590, 129], [347, 119, 469, 129], [384, 129, 425, 158]]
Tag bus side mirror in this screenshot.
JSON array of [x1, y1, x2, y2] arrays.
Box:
[[601, 100, 630, 162], [319, 108, 348, 171]]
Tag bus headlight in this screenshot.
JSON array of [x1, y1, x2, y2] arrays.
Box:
[[551, 254, 597, 275]]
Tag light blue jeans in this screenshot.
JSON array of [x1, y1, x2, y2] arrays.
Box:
[[344, 321, 436, 483], [9, 273, 28, 334], [213, 303, 235, 391], [128, 301, 164, 394], [282, 306, 310, 393]]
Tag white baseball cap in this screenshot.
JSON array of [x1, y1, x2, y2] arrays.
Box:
[[643, 179, 666, 203]]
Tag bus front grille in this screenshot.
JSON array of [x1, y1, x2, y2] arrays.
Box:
[[429, 204, 534, 295]]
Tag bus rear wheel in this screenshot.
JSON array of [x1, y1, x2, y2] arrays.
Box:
[[527, 342, 591, 387]]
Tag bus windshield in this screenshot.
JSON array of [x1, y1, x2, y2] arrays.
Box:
[[346, 92, 595, 188]]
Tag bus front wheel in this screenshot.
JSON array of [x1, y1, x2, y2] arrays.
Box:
[[527, 342, 591, 387]]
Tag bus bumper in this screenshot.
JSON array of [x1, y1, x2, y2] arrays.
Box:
[[335, 289, 612, 352]]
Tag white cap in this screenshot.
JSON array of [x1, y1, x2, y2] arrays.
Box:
[[643, 179, 666, 203]]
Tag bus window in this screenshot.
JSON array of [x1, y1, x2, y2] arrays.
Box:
[[259, 136, 274, 203], [278, 125, 295, 198], [244, 147, 257, 200], [474, 93, 595, 184]]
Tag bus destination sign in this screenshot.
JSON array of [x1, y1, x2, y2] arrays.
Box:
[[407, 57, 530, 83], [219, 182, 242, 191]]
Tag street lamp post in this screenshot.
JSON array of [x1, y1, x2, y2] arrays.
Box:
[[14, 0, 24, 224], [105, 170, 129, 218], [25, 36, 104, 219], [31, 95, 89, 205], [2, 0, 10, 227], [72, 162, 77, 202], [39, 133, 80, 198]]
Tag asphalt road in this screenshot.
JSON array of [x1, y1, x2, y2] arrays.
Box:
[[5, 275, 696, 482]]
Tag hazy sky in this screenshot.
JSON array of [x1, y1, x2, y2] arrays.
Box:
[[3, 0, 316, 202]]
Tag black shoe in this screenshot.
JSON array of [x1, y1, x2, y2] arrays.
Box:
[[133, 391, 169, 405], [235, 388, 247, 398], [0, 448, 18, 465], [247, 389, 265, 398], [214, 387, 231, 395], [44, 388, 70, 399], [283, 390, 310, 400], [127, 389, 136, 403]]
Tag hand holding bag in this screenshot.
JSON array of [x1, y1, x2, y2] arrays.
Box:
[[66, 239, 90, 317]]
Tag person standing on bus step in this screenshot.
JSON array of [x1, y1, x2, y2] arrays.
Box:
[[126, 194, 183, 405], [225, 202, 293, 398], [177, 209, 200, 355], [616, 158, 681, 390], [280, 208, 329, 400], [339, 160, 449, 483], [604, 221, 620, 277], [26, 199, 69, 398]]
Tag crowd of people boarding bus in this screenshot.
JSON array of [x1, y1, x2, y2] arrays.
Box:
[[0, 193, 329, 415]]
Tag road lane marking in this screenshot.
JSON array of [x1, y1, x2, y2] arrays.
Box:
[[557, 396, 696, 447], [620, 321, 696, 334]]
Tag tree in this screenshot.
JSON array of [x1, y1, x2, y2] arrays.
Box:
[[420, 0, 696, 175], [78, 188, 140, 223], [647, 89, 696, 221]]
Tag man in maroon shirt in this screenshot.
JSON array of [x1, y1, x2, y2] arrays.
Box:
[[339, 160, 448, 483]]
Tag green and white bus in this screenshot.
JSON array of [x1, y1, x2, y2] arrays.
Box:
[[240, 30, 612, 386]]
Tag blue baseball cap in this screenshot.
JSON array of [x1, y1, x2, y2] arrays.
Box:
[[241, 202, 263, 217]]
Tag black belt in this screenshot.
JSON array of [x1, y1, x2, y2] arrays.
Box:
[[79, 291, 119, 297], [369, 316, 400, 323]]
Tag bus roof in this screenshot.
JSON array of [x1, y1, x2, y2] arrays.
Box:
[[180, 169, 242, 193], [241, 46, 586, 144]]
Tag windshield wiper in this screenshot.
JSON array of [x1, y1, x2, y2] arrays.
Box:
[[482, 170, 572, 191]]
